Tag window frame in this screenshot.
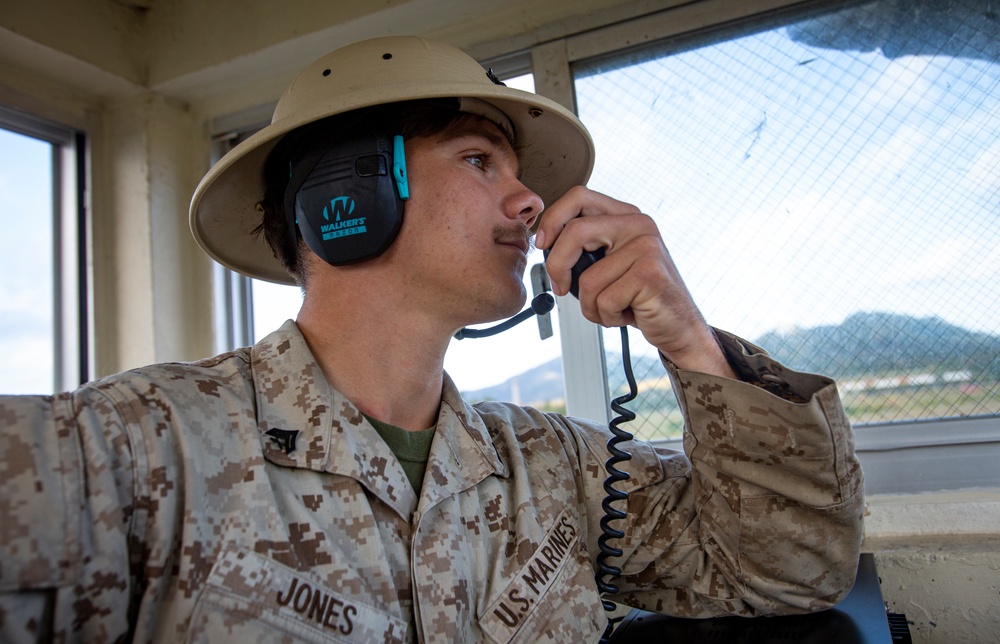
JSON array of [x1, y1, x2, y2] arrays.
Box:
[[507, 0, 1000, 494], [208, 103, 276, 354], [0, 104, 89, 392]]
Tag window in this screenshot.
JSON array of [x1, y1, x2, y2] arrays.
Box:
[[442, 73, 567, 407], [0, 107, 86, 394], [569, 0, 999, 449], [209, 106, 273, 354], [206, 2, 997, 493]]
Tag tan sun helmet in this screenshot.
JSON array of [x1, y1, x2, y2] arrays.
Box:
[[189, 35, 596, 285]]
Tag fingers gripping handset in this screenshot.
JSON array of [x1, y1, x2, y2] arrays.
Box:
[[537, 186, 643, 307], [544, 246, 606, 299]]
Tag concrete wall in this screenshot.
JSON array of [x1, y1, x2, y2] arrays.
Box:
[[90, 92, 211, 373], [865, 491, 1000, 642]]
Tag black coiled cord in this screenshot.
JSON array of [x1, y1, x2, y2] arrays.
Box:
[[596, 326, 638, 643]]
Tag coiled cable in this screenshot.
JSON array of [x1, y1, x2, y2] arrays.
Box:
[[596, 326, 638, 643]]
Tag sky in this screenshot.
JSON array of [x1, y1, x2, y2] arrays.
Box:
[[573, 19, 999, 360], [0, 129, 53, 394], [2, 4, 997, 396]]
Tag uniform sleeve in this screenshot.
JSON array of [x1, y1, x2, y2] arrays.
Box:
[[594, 330, 865, 618], [0, 390, 137, 641]]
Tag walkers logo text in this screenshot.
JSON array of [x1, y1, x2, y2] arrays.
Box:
[[320, 196, 367, 241]]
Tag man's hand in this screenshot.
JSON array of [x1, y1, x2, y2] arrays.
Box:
[[535, 186, 736, 379]]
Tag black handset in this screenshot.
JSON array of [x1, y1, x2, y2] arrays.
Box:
[[545, 243, 636, 643], [569, 247, 606, 298], [542, 247, 606, 298]]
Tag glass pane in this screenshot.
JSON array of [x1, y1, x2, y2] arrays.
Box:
[[0, 128, 55, 394], [445, 244, 564, 410], [443, 73, 566, 409], [252, 279, 303, 340], [574, 0, 1000, 440]]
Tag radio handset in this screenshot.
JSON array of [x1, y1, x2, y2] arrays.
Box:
[[544, 245, 637, 643], [566, 247, 606, 298]]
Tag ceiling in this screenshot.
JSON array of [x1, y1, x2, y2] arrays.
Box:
[[0, 0, 666, 111]]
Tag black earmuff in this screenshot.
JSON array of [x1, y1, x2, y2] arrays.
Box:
[[284, 120, 409, 266]]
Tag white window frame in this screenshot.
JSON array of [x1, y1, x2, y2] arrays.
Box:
[[489, 48, 614, 425], [0, 104, 89, 391]]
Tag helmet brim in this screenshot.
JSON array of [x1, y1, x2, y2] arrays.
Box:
[[189, 38, 595, 285]]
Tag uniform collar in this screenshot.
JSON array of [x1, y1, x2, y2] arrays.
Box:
[[251, 320, 506, 520], [419, 375, 509, 512]]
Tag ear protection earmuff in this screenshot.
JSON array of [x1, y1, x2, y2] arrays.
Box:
[[283, 120, 409, 266]]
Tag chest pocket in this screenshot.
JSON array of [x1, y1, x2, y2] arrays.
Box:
[[186, 548, 409, 643], [480, 510, 605, 643]]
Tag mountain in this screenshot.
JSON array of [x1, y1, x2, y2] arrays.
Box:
[[754, 312, 1000, 380], [462, 358, 565, 405], [461, 312, 1000, 405], [461, 352, 666, 407]]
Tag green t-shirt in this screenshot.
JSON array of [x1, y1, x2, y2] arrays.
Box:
[[364, 414, 435, 493]]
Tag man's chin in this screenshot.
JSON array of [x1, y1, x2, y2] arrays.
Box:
[[467, 289, 528, 327], [502, 288, 529, 319]]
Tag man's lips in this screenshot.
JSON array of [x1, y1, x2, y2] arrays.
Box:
[[498, 238, 530, 254], [495, 227, 532, 254]]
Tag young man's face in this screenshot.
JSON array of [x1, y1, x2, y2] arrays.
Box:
[[391, 116, 544, 328]]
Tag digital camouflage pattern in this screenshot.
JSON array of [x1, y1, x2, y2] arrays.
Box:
[[0, 321, 864, 642]]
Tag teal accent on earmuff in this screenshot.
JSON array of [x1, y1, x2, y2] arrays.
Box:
[[393, 135, 409, 200]]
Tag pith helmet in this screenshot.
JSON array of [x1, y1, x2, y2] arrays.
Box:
[[189, 35, 595, 284]]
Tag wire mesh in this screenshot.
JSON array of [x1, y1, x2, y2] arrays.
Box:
[[578, 0, 1000, 440]]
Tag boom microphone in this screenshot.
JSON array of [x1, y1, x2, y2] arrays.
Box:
[[453, 293, 555, 340]]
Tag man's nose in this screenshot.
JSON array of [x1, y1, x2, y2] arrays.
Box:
[[505, 180, 544, 229]]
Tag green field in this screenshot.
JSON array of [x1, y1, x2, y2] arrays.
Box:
[[535, 380, 1000, 443]]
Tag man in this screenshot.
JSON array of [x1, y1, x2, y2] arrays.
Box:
[[0, 36, 863, 642]]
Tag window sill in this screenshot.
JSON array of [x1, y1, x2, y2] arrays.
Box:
[[863, 488, 1000, 550], [854, 416, 1000, 494]]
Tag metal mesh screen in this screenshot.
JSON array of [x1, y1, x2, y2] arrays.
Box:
[[575, 0, 999, 440]]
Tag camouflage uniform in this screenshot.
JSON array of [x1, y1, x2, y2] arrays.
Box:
[[0, 320, 863, 643]]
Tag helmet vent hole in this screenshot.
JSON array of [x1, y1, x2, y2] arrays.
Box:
[[382, 53, 393, 60], [322, 69, 331, 77]]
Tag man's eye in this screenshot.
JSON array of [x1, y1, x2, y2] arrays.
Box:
[[466, 154, 489, 169]]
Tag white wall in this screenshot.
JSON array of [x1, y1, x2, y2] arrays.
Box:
[[865, 491, 1000, 642]]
